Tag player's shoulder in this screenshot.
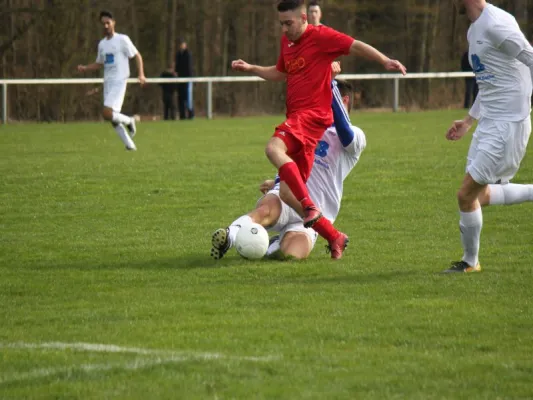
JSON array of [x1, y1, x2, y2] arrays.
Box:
[[313, 24, 339, 37], [115, 32, 129, 39], [484, 4, 516, 25]]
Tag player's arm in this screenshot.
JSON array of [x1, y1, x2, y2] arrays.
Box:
[[133, 51, 146, 85], [331, 80, 354, 147], [78, 43, 104, 73], [349, 41, 407, 75], [446, 96, 479, 141], [260, 177, 277, 194], [77, 63, 103, 72], [498, 30, 533, 84], [232, 60, 286, 81]]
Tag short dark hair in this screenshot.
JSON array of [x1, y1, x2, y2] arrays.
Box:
[[99, 10, 114, 20], [277, 0, 305, 12], [336, 79, 353, 98], [308, 0, 320, 8]]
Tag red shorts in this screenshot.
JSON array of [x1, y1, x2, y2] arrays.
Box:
[[273, 111, 332, 182]]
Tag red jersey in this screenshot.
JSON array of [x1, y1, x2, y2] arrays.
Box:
[[276, 24, 354, 121]]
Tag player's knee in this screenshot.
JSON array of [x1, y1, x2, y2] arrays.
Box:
[[457, 188, 474, 207], [264, 142, 278, 162], [254, 204, 271, 221], [102, 108, 113, 120]]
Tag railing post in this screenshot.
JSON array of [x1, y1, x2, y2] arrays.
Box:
[[393, 78, 399, 112], [2, 83, 7, 124], [206, 81, 213, 120]]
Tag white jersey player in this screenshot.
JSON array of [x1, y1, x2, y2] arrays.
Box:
[[77, 10, 145, 151], [211, 79, 366, 260], [444, 0, 533, 273]]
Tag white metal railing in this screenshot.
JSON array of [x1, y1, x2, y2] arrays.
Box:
[[0, 72, 474, 124]]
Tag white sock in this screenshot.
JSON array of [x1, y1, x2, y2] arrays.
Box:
[[227, 215, 252, 246], [489, 183, 533, 205], [265, 237, 281, 256], [113, 124, 136, 149], [459, 208, 483, 267], [112, 111, 132, 126]]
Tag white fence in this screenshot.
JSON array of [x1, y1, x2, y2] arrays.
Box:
[[0, 72, 474, 124]]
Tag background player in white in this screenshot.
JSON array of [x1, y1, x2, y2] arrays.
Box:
[[443, 0, 533, 273], [211, 79, 366, 260], [77, 10, 146, 151]]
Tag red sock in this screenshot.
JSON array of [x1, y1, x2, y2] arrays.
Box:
[[278, 162, 315, 209], [313, 217, 340, 242]]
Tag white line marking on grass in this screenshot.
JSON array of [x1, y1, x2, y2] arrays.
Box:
[[0, 341, 279, 362], [0, 356, 189, 384], [0, 342, 281, 385]]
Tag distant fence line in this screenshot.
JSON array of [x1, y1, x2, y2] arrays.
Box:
[[0, 72, 474, 124]]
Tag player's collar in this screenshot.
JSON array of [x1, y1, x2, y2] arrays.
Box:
[[294, 24, 314, 43]]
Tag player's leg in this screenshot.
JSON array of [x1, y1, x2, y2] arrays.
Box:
[[103, 81, 136, 135], [278, 229, 315, 260], [278, 181, 348, 260], [482, 183, 533, 206], [265, 134, 322, 226], [211, 193, 284, 260], [453, 173, 485, 272], [479, 120, 533, 207], [103, 81, 136, 149], [443, 119, 509, 273]]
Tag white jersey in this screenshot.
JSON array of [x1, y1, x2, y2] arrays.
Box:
[[96, 33, 138, 82], [467, 3, 532, 122], [306, 125, 366, 222]]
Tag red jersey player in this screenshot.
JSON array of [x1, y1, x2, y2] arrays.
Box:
[[232, 0, 406, 259]]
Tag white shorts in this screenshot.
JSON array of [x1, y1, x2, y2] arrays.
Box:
[[262, 190, 318, 248], [466, 117, 531, 185], [103, 80, 127, 112]]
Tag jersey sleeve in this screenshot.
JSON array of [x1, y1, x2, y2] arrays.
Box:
[[331, 80, 354, 148], [317, 26, 354, 59], [498, 30, 530, 58], [486, 19, 524, 49], [122, 35, 138, 58], [95, 43, 104, 64]]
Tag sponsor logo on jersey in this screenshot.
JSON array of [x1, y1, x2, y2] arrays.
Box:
[[285, 57, 306, 74], [471, 54, 485, 73], [315, 140, 329, 158], [104, 53, 115, 64]]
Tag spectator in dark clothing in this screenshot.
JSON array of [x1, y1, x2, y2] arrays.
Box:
[[160, 65, 177, 120], [175, 39, 195, 120], [461, 50, 479, 109]]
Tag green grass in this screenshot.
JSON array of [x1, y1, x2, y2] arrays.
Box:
[[1, 111, 533, 399]]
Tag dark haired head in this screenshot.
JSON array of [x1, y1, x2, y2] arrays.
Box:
[[308, 0, 319, 7], [336, 79, 354, 112], [336, 79, 353, 97], [99, 10, 113, 20], [277, 0, 305, 12]]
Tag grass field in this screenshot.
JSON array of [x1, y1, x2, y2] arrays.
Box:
[[1, 111, 533, 399]]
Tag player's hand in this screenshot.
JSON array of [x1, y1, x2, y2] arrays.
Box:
[[384, 59, 407, 75], [260, 180, 276, 194], [446, 119, 471, 141], [138, 74, 146, 86], [331, 61, 341, 79], [77, 65, 86, 73], [232, 59, 252, 72]]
